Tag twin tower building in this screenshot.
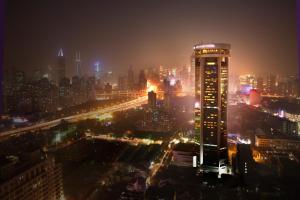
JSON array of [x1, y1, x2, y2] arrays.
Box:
[[194, 43, 230, 175]]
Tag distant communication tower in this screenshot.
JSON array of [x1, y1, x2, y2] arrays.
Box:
[[75, 51, 81, 77]]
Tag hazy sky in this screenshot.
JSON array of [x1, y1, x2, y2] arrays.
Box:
[[4, 0, 298, 77]]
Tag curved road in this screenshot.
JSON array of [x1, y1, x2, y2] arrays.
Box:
[[0, 96, 147, 142]]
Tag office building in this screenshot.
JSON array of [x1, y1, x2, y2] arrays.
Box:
[[94, 61, 101, 80], [266, 73, 276, 94], [127, 67, 135, 90], [55, 48, 66, 84], [148, 91, 157, 109], [75, 51, 82, 77], [138, 70, 147, 90], [0, 156, 63, 200], [256, 76, 264, 93], [118, 76, 127, 91], [194, 43, 230, 174]]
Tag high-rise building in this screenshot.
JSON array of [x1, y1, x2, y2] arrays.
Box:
[[75, 51, 82, 77], [138, 70, 147, 90], [13, 69, 25, 90], [59, 77, 71, 107], [148, 91, 157, 109], [118, 76, 127, 91], [266, 73, 276, 94], [94, 61, 101, 80], [127, 66, 135, 90], [256, 76, 264, 93], [194, 43, 230, 175], [0, 156, 64, 200], [55, 48, 66, 84], [86, 76, 96, 101], [163, 91, 172, 111]]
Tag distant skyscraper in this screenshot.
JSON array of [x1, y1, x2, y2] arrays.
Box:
[[194, 43, 230, 175], [127, 66, 135, 90], [94, 61, 101, 80], [118, 76, 127, 91], [13, 69, 25, 90], [266, 73, 276, 94], [163, 91, 172, 111], [256, 76, 264, 93], [75, 51, 82, 77], [55, 48, 66, 84], [148, 91, 157, 109], [138, 70, 147, 90]]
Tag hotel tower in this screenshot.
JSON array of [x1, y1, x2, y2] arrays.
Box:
[[194, 43, 230, 174]]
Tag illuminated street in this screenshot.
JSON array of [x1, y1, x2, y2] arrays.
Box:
[[0, 96, 147, 141]]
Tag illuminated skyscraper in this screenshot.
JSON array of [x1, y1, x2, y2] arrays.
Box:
[[55, 48, 66, 84], [94, 61, 101, 80], [194, 43, 230, 175]]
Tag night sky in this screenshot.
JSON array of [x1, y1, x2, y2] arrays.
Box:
[[4, 0, 298, 77]]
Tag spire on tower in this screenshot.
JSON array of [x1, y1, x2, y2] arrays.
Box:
[[75, 51, 81, 61], [58, 48, 64, 57]]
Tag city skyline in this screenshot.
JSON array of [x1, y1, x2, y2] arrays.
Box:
[[3, 0, 298, 77], [1, 1, 300, 199]]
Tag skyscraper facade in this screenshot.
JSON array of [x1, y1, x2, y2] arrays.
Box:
[[148, 91, 157, 109], [55, 48, 66, 84], [194, 43, 230, 174], [127, 67, 135, 90], [75, 51, 82, 77], [94, 61, 101, 80], [0, 157, 64, 200], [138, 70, 147, 90]]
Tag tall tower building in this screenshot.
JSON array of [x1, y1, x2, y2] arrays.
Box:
[[256, 76, 264, 93], [266, 73, 276, 94], [148, 91, 157, 109], [56, 48, 66, 84], [139, 70, 147, 90], [194, 43, 230, 174], [94, 61, 101, 80], [127, 66, 134, 90], [75, 51, 82, 77]]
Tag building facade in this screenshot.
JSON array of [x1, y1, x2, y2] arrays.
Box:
[[55, 49, 66, 84], [0, 158, 63, 200], [194, 43, 230, 174]]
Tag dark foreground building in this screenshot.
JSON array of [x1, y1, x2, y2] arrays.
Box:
[[0, 154, 63, 200]]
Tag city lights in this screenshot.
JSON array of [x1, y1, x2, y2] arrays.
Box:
[[0, 1, 298, 199], [146, 81, 158, 93]]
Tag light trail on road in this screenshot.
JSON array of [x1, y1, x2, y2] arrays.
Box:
[[90, 134, 162, 146], [0, 96, 147, 142]]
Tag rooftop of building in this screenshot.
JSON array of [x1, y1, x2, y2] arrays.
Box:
[[255, 134, 300, 141], [173, 142, 199, 153], [194, 43, 231, 50]]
